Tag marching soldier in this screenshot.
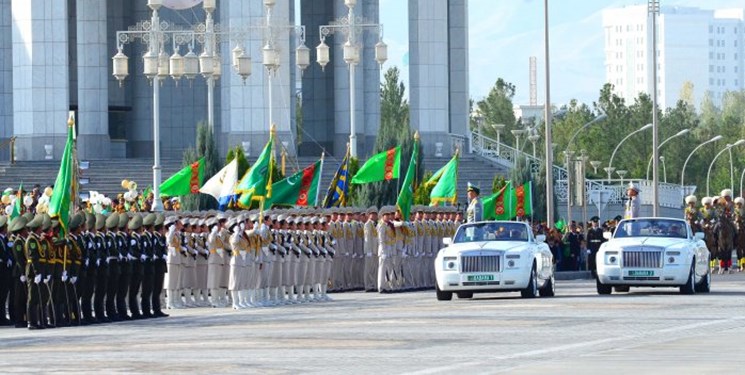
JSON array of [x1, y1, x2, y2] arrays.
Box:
[[92, 213, 109, 323], [25, 214, 46, 329], [206, 215, 224, 308], [104, 213, 121, 321], [0, 216, 11, 326], [164, 215, 183, 310], [127, 214, 144, 319], [377, 206, 396, 293], [115, 213, 132, 320], [140, 213, 157, 317], [151, 214, 168, 317], [363, 207, 379, 292], [9, 216, 28, 328], [80, 213, 97, 324], [65, 214, 84, 325]]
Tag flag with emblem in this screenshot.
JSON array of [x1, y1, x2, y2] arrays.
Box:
[[236, 132, 275, 208], [264, 158, 323, 209], [511, 181, 533, 218], [200, 158, 239, 210], [159, 157, 205, 197], [427, 150, 459, 205], [49, 114, 76, 236], [323, 145, 351, 208], [350, 146, 401, 184], [482, 181, 512, 220], [396, 135, 419, 221], [10, 182, 22, 220]]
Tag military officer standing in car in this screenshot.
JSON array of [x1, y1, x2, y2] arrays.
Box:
[[466, 183, 483, 223]]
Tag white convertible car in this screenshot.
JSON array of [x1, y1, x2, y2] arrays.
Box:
[[596, 217, 711, 295], [435, 221, 555, 301]]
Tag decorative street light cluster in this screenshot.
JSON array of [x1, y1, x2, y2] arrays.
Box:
[[315, 0, 388, 158], [112, 0, 309, 211]]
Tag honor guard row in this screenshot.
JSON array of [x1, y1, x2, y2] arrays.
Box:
[[0, 211, 169, 330], [684, 189, 745, 274]]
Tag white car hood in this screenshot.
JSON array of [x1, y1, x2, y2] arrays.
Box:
[[607, 237, 687, 249], [441, 241, 529, 255]]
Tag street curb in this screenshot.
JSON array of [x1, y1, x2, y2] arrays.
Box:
[[556, 271, 593, 280]]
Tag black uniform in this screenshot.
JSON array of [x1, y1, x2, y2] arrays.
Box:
[[104, 231, 121, 320], [128, 232, 143, 318], [0, 233, 11, 325], [152, 231, 167, 317], [81, 233, 97, 323], [10, 233, 27, 328], [25, 233, 45, 329], [116, 231, 131, 320], [139, 232, 154, 317], [586, 227, 605, 277], [92, 232, 109, 323]]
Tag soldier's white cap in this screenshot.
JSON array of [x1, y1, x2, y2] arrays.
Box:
[[310, 217, 319, 224], [735, 197, 745, 205], [702, 196, 713, 205], [277, 214, 287, 222], [721, 189, 733, 198], [366, 206, 378, 214], [685, 195, 697, 204], [627, 182, 640, 192]]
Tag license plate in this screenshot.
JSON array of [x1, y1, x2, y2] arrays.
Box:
[[628, 270, 654, 277], [467, 274, 494, 282]]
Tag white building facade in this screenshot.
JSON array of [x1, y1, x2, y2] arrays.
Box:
[[603, 5, 744, 109]]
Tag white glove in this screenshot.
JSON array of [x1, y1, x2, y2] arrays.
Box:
[[162, 254, 167, 260], [44, 275, 51, 284], [366, 253, 372, 257], [85, 259, 90, 267], [70, 276, 77, 284], [61, 274, 68, 282], [6, 259, 11, 268], [34, 274, 42, 284], [119, 254, 124, 261], [62, 270, 68, 279], [106, 257, 111, 264], [140, 254, 148, 262], [20, 275, 27, 283], [96, 259, 100, 267]]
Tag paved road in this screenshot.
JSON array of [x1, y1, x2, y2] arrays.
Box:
[[1, 274, 744, 374]]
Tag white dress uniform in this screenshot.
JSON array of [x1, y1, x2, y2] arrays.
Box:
[[194, 232, 209, 306], [206, 225, 224, 307], [228, 225, 246, 309], [354, 220, 365, 289], [377, 215, 396, 292], [363, 217, 379, 291], [180, 230, 198, 307], [165, 225, 183, 309]]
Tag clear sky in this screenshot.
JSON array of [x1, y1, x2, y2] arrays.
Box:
[[380, 0, 745, 107]]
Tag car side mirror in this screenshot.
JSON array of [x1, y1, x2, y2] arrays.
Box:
[[694, 232, 705, 241], [603, 231, 612, 240], [535, 234, 546, 243], [442, 237, 452, 246]]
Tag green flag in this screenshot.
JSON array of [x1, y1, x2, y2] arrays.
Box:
[[512, 181, 533, 218], [10, 182, 22, 221], [49, 120, 75, 236], [159, 157, 205, 197], [429, 151, 459, 206], [396, 137, 419, 221], [350, 146, 401, 184], [482, 181, 512, 220], [264, 159, 322, 209], [237, 134, 274, 208]]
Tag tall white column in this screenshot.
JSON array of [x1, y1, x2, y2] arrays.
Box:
[[76, 0, 110, 159], [11, 0, 70, 160]]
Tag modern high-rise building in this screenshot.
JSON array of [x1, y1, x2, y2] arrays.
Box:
[[0, 0, 469, 162], [602, 5, 744, 109]]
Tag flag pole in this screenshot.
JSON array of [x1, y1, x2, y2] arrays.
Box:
[[343, 143, 350, 207], [315, 152, 325, 207]]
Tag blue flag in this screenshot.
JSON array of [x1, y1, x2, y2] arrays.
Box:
[[323, 146, 351, 208]]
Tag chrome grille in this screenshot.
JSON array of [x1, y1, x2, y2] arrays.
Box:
[[461, 255, 500, 273], [622, 250, 662, 268]]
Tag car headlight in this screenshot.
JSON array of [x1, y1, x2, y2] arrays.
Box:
[[666, 251, 680, 264], [443, 256, 458, 271], [604, 251, 618, 265], [505, 254, 520, 268]]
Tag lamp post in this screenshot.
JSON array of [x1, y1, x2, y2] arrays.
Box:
[[739, 168, 745, 197], [645, 128, 690, 180], [316, 0, 387, 158], [564, 150, 575, 226], [590, 160, 601, 174], [607, 123, 653, 181], [512, 129, 526, 152], [528, 134, 541, 157], [492, 123, 505, 155], [681, 135, 722, 195], [707, 140, 745, 196], [649, 0, 661, 216], [543, 0, 555, 228], [617, 170, 628, 186]]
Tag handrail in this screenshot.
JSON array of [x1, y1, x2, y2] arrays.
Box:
[[0, 136, 15, 164]]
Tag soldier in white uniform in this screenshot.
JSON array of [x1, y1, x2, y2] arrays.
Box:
[[625, 183, 641, 219], [363, 207, 379, 292], [164, 216, 183, 309], [206, 216, 224, 308], [193, 219, 210, 307], [377, 206, 396, 292], [227, 217, 245, 309], [466, 183, 483, 223]]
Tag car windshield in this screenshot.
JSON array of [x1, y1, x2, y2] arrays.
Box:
[[613, 219, 688, 239], [453, 222, 529, 243]]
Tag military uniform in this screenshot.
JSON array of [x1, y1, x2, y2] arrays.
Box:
[[377, 207, 396, 292], [9, 217, 29, 328], [363, 207, 379, 291], [586, 217, 605, 277], [25, 215, 46, 329], [466, 183, 483, 223], [0, 216, 12, 325]]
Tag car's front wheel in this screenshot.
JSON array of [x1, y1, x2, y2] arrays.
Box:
[[596, 278, 612, 295], [695, 267, 711, 293], [680, 262, 696, 295], [521, 264, 539, 298], [436, 285, 452, 301]]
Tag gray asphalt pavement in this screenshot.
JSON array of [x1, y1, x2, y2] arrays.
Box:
[[1, 273, 744, 374]]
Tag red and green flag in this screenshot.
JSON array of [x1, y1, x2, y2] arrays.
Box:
[[427, 151, 459, 206], [396, 136, 419, 221], [483, 181, 512, 220], [513, 181, 533, 218], [10, 182, 23, 221], [264, 159, 323, 209], [350, 146, 401, 184], [48, 117, 76, 236], [159, 157, 205, 197]]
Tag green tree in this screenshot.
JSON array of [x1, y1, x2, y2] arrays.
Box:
[[357, 66, 422, 208], [473, 78, 518, 146], [226, 145, 250, 179], [181, 123, 219, 211]]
